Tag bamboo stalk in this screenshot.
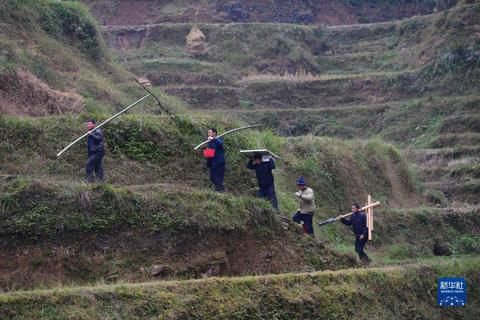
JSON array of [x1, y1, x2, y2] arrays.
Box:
[[56, 94, 151, 157], [370, 197, 374, 231], [193, 124, 262, 150], [367, 195, 373, 240]]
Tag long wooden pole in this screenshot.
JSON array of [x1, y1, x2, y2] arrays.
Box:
[[193, 124, 262, 150], [367, 195, 373, 240], [317, 201, 381, 226], [56, 94, 151, 157]]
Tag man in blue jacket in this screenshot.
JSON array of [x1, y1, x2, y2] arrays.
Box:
[[85, 119, 105, 183], [341, 203, 371, 262], [206, 128, 225, 193], [247, 153, 278, 210]]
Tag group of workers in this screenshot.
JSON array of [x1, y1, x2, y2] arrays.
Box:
[[83, 121, 370, 263]]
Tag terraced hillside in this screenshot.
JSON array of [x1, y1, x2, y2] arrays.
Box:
[[1, 0, 479, 318], [0, 0, 438, 290], [5, 113, 444, 290], [83, 0, 458, 25], [103, 3, 480, 206]]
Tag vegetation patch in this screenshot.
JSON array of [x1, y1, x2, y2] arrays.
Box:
[[0, 177, 274, 238], [0, 0, 106, 62], [0, 258, 478, 319], [0, 115, 419, 211]]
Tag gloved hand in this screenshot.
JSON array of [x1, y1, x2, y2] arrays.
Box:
[[295, 192, 301, 197], [207, 136, 214, 140]]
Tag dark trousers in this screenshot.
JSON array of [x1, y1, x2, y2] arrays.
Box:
[[292, 212, 314, 235], [86, 152, 105, 183], [210, 163, 225, 192], [258, 184, 278, 210], [355, 235, 370, 261]]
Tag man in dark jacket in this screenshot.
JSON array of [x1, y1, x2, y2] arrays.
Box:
[[85, 119, 105, 183], [206, 128, 225, 192], [341, 203, 370, 262], [247, 153, 278, 210]]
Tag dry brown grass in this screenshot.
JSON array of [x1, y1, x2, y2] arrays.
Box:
[[239, 68, 322, 83], [186, 26, 207, 55], [238, 70, 405, 84], [0, 69, 84, 117]]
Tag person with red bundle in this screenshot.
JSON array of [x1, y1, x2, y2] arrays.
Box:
[[203, 128, 225, 193]]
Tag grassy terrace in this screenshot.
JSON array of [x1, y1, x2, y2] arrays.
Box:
[[0, 113, 424, 290], [1, 0, 479, 317], [215, 95, 480, 142], [0, 257, 478, 319], [106, 4, 480, 80], [0, 0, 186, 116], [0, 114, 419, 211]]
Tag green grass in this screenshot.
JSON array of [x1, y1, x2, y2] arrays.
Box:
[[0, 0, 106, 62], [109, 4, 479, 81], [451, 235, 480, 255], [0, 114, 419, 211], [1, 1, 479, 315], [449, 164, 480, 179], [101, 4, 479, 151], [0, 177, 276, 237], [0, 113, 434, 290], [0, 258, 478, 319], [0, 174, 359, 291], [6, 174, 473, 287], [222, 95, 480, 147], [0, 0, 186, 117], [319, 204, 480, 263], [372, 206, 480, 253]]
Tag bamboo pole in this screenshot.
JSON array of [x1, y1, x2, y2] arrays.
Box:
[[365, 196, 370, 239], [367, 195, 373, 241], [56, 94, 151, 157], [193, 124, 262, 150], [370, 195, 374, 233], [318, 201, 381, 226]]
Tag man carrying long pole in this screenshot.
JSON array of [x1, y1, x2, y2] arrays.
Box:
[[85, 119, 105, 183], [56, 94, 152, 182], [195, 124, 262, 193], [341, 202, 371, 263], [56, 94, 151, 157], [204, 128, 225, 193]]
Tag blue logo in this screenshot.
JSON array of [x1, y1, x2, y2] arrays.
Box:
[[438, 277, 466, 307]]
